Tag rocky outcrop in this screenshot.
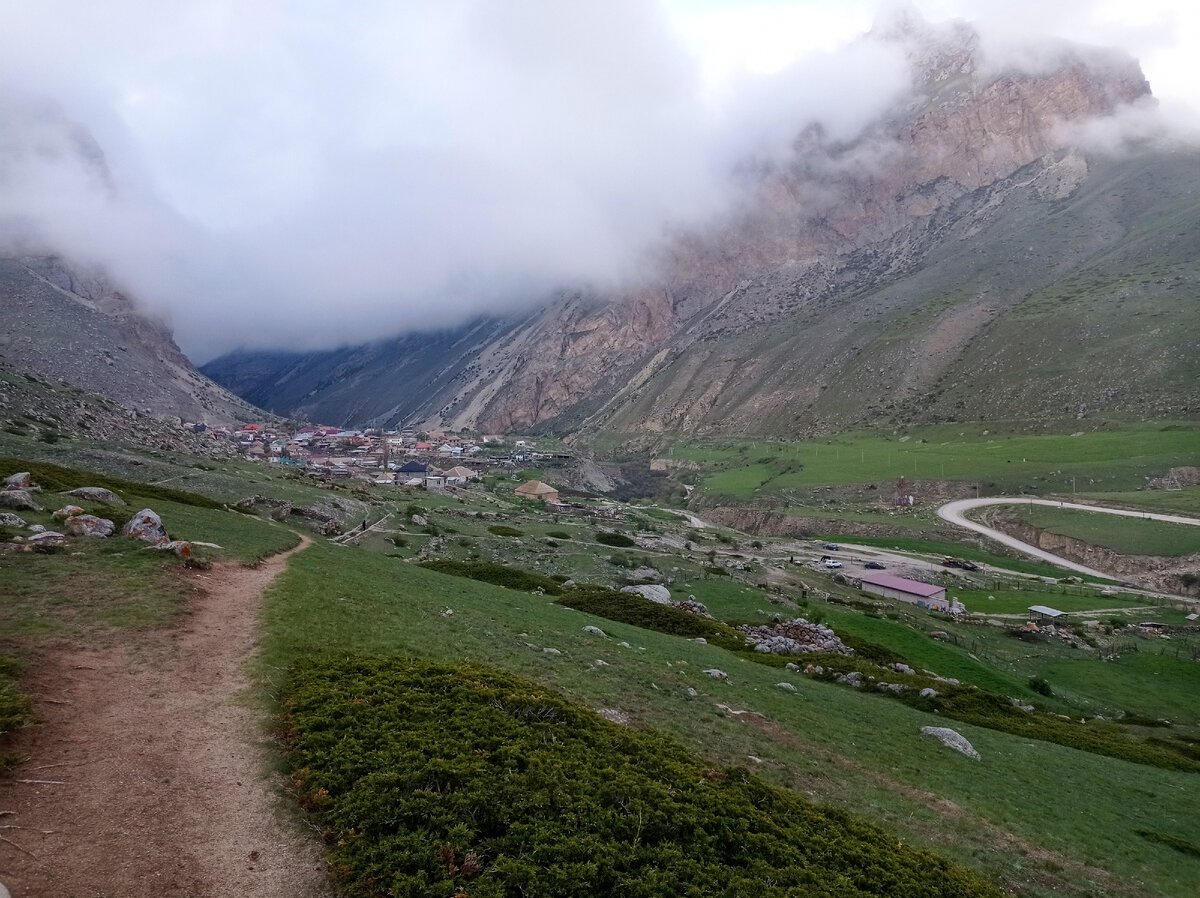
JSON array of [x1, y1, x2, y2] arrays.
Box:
[[739, 619, 853, 655]]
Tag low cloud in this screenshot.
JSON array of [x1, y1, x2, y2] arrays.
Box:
[[0, 2, 1193, 361]]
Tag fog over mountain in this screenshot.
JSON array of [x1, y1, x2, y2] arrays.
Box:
[[0, 1, 1196, 362]]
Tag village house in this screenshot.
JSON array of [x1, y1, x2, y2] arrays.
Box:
[[514, 480, 560, 504]]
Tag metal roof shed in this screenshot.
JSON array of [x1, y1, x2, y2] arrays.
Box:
[[1028, 605, 1068, 622]]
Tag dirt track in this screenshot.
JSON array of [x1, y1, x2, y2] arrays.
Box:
[[0, 537, 329, 898]]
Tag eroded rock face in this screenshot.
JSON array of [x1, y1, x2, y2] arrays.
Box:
[[122, 508, 168, 543], [65, 487, 126, 506], [64, 514, 116, 538]]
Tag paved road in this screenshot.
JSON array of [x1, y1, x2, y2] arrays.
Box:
[[936, 497, 1200, 580]]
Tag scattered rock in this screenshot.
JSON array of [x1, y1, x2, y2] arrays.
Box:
[[836, 672, 864, 688], [0, 489, 41, 511], [64, 514, 116, 538], [441, 608, 455, 617], [26, 531, 66, 551], [582, 625, 608, 638], [3, 472, 33, 490], [620, 584, 671, 604], [673, 599, 711, 617], [542, 647, 562, 655], [785, 662, 799, 671], [411, 514, 428, 526], [776, 682, 797, 691], [53, 505, 86, 520], [598, 708, 631, 725], [687, 637, 707, 644], [0, 512, 27, 527], [739, 618, 852, 655], [686, 687, 698, 697], [28, 524, 46, 533], [919, 687, 940, 698], [702, 668, 729, 680], [929, 630, 951, 642], [594, 659, 609, 666], [561, 579, 575, 588], [64, 487, 126, 506], [146, 539, 192, 557], [123, 508, 169, 543], [877, 682, 907, 694], [921, 726, 980, 760], [889, 662, 916, 675]]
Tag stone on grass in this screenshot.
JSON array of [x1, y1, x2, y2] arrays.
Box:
[[919, 687, 940, 698], [65, 487, 126, 506], [702, 668, 729, 680], [3, 472, 33, 490], [582, 625, 608, 638], [0, 512, 27, 528], [411, 514, 427, 526], [123, 508, 168, 543], [776, 682, 797, 691], [620, 584, 671, 604], [921, 726, 980, 760], [53, 505, 85, 520], [145, 539, 192, 557], [64, 514, 116, 538], [0, 490, 40, 511], [27, 531, 66, 551]]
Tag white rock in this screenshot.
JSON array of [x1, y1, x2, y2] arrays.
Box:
[[702, 668, 728, 680], [921, 726, 980, 760], [776, 682, 797, 691], [620, 584, 671, 604], [582, 625, 608, 637]]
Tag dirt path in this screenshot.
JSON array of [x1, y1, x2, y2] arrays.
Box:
[[0, 536, 329, 898]]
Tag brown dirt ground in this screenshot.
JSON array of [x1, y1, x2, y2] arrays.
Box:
[[0, 536, 331, 898]]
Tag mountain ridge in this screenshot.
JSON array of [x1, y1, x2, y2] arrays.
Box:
[[203, 25, 1197, 440]]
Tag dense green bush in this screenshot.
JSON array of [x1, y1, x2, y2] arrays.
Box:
[[556, 585, 743, 648], [419, 560, 563, 595], [545, 530, 571, 540], [280, 655, 1002, 898], [0, 653, 32, 770], [594, 530, 636, 548], [487, 525, 523, 538]]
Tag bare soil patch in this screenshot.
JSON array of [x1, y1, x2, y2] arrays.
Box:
[[0, 537, 329, 898]]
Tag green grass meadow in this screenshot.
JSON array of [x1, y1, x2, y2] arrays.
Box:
[[259, 541, 1200, 898], [681, 422, 1200, 501]]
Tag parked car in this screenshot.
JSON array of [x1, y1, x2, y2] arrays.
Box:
[[822, 543, 840, 551], [823, 558, 843, 569], [863, 561, 886, 570], [942, 557, 979, 571]]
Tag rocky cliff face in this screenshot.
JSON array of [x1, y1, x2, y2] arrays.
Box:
[[431, 21, 1153, 434]]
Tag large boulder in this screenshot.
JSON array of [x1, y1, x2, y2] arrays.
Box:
[[620, 584, 671, 604], [122, 508, 168, 543], [921, 726, 981, 760], [0, 513, 27, 528], [0, 490, 41, 511], [64, 514, 116, 538], [64, 487, 126, 506], [3, 472, 33, 490]]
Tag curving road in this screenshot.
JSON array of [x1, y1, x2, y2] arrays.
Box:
[[937, 497, 1200, 579]]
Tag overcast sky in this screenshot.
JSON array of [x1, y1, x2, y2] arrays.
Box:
[[0, 0, 1196, 361]]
